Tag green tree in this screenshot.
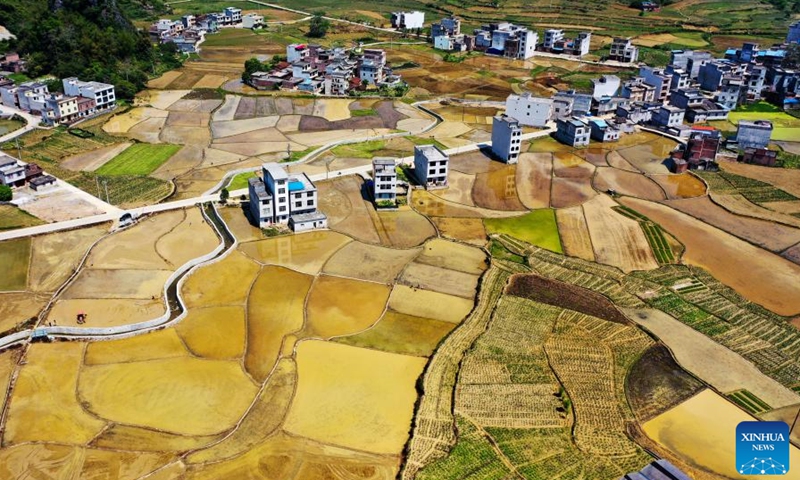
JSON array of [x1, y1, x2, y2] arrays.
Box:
[[0, 185, 12, 202], [219, 188, 230, 204], [242, 57, 264, 83], [308, 13, 329, 38]]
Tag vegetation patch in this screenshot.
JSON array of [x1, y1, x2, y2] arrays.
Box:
[[226, 171, 257, 191], [484, 209, 562, 253], [0, 206, 44, 231], [506, 273, 629, 325], [727, 389, 771, 415], [0, 238, 31, 291], [95, 143, 181, 176]]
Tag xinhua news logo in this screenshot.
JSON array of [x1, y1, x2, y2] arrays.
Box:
[[736, 421, 790, 476]]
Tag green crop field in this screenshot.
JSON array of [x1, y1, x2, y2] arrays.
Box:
[[0, 205, 44, 231], [727, 390, 771, 415], [95, 144, 181, 176], [228, 171, 258, 191], [484, 209, 562, 253], [0, 237, 30, 291]]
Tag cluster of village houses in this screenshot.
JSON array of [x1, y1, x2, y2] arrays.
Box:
[[0, 76, 116, 126], [148, 7, 265, 54], [249, 44, 403, 95], [0, 153, 55, 192]]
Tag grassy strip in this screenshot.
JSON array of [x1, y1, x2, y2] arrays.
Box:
[[0, 205, 45, 231], [350, 108, 377, 117], [739, 389, 771, 411], [96, 143, 181, 176], [613, 206, 675, 264], [484, 209, 563, 254], [489, 239, 526, 265], [228, 171, 257, 191], [728, 391, 767, 415]]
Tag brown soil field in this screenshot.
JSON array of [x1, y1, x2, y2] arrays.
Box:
[[284, 341, 427, 455], [303, 275, 391, 338], [762, 404, 800, 445], [79, 356, 258, 436], [643, 389, 800, 479], [317, 177, 380, 244], [651, 173, 707, 199], [448, 150, 505, 175], [323, 241, 420, 284], [0, 292, 48, 333], [336, 310, 456, 358], [212, 127, 289, 144], [583, 195, 659, 272], [783, 243, 800, 265], [181, 250, 262, 307], [624, 306, 800, 408], [175, 306, 245, 360], [218, 206, 262, 243], [159, 125, 211, 145], [5, 342, 106, 445], [388, 284, 474, 324], [432, 217, 487, 245], [626, 343, 705, 422], [165, 111, 210, 127], [239, 231, 352, 275], [92, 423, 221, 453], [212, 116, 279, 138], [593, 167, 666, 201], [665, 196, 800, 252], [138, 90, 189, 110], [87, 211, 187, 269], [551, 158, 596, 208], [617, 136, 677, 174], [213, 95, 239, 122], [555, 206, 595, 261], [763, 200, 800, 214], [48, 298, 165, 328], [193, 74, 228, 89], [60, 142, 133, 171], [412, 190, 520, 219], [400, 262, 480, 299], [151, 145, 205, 181], [148, 70, 183, 89], [374, 208, 437, 248], [515, 152, 552, 209], [721, 161, 800, 198], [622, 198, 800, 316], [0, 444, 171, 479], [415, 238, 487, 275], [28, 224, 108, 292], [62, 269, 171, 299], [508, 274, 629, 324], [126, 117, 167, 143], [103, 107, 169, 134], [606, 151, 640, 172], [472, 165, 527, 211], [0, 348, 17, 405], [711, 192, 800, 229], [245, 266, 312, 381], [436, 170, 476, 206], [577, 146, 610, 167], [84, 328, 189, 365], [186, 358, 296, 465]]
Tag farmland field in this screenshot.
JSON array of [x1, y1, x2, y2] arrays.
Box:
[[484, 209, 562, 253], [0, 206, 44, 231]]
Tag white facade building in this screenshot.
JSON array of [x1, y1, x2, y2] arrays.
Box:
[[543, 29, 564, 50], [609, 37, 638, 63], [391, 11, 425, 30], [491, 115, 522, 164], [372, 157, 397, 206], [63, 77, 116, 111], [0, 154, 25, 187], [248, 163, 327, 231], [414, 145, 449, 189], [652, 105, 685, 128], [505, 92, 552, 127], [242, 13, 264, 29], [591, 75, 621, 101]]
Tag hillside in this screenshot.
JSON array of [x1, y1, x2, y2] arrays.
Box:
[[0, 0, 176, 98]]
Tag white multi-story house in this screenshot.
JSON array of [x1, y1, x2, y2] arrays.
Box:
[[372, 157, 397, 206], [555, 117, 590, 147], [0, 153, 25, 187], [573, 32, 591, 57], [41, 94, 79, 125], [359, 49, 386, 85], [609, 37, 638, 63], [248, 163, 327, 232], [414, 145, 449, 189], [543, 29, 564, 50], [736, 120, 773, 150], [223, 7, 242, 24], [431, 16, 461, 38], [242, 13, 264, 29], [652, 105, 685, 128], [591, 75, 620, 101], [63, 77, 116, 112], [391, 11, 425, 30], [491, 115, 522, 164], [639, 66, 672, 103], [487, 23, 537, 59], [505, 92, 552, 127]]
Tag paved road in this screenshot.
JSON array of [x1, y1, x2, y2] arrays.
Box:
[[0, 105, 41, 144]]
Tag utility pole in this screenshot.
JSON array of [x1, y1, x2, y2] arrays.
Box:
[[15, 137, 21, 160], [103, 179, 110, 204]]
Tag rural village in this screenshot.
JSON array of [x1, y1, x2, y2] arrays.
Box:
[[0, 0, 799, 478]]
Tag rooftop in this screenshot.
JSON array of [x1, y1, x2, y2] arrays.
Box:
[[263, 162, 289, 181], [291, 211, 327, 223], [373, 157, 396, 166], [416, 144, 448, 162], [248, 177, 271, 200]]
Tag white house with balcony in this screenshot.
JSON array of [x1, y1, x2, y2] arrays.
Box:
[[372, 157, 397, 207], [391, 11, 425, 30], [248, 163, 327, 232], [0, 153, 25, 187], [63, 77, 116, 112], [491, 115, 522, 164], [414, 145, 449, 189]]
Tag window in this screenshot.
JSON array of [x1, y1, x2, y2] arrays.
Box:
[[295, 202, 302, 208], [278, 188, 285, 194], [307, 200, 313, 206], [279, 206, 286, 212]]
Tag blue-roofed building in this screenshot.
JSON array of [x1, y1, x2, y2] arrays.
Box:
[[589, 118, 620, 142], [248, 163, 327, 232]]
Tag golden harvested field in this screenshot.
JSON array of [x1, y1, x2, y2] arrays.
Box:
[[644, 389, 800, 479], [179, 250, 261, 307], [623, 197, 800, 316], [0, 292, 48, 333], [92, 424, 222, 453], [304, 275, 391, 338], [665, 196, 800, 252], [284, 341, 427, 454], [218, 206, 262, 242], [48, 298, 165, 328], [28, 224, 107, 292], [711, 192, 800, 229], [515, 152, 552, 209], [436, 170, 476, 206], [336, 310, 456, 357], [432, 217, 487, 245], [472, 165, 527, 211], [79, 356, 258, 436], [245, 266, 312, 381], [617, 136, 678, 174], [556, 206, 595, 261], [400, 262, 481, 299], [593, 167, 666, 201], [240, 231, 352, 275], [5, 342, 106, 445], [623, 308, 800, 409], [388, 284, 475, 324], [62, 269, 172, 299], [583, 195, 659, 272], [412, 190, 520, 219], [375, 208, 437, 248], [323, 241, 420, 284], [85, 328, 190, 365], [415, 238, 487, 275], [651, 173, 706, 199], [318, 176, 381, 244], [175, 306, 245, 360]]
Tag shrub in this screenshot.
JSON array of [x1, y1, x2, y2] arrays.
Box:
[[0, 185, 11, 202]]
